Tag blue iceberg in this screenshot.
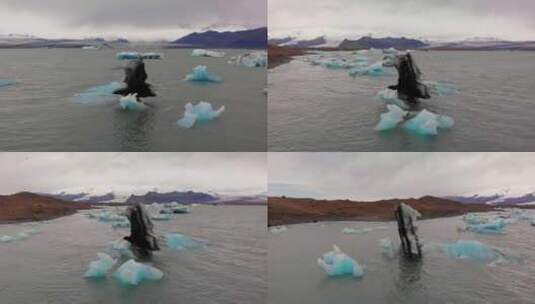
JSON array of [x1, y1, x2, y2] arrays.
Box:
[[114, 259, 163, 286], [95, 211, 128, 223], [317, 245, 364, 277], [176, 101, 225, 128], [110, 239, 134, 259], [191, 49, 225, 58], [84, 253, 116, 278], [73, 82, 124, 104], [375, 104, 408, 131], [185, 65, 222, 83], [119, 94, 147, 111], [446, 240, 498, 261], [165, 233, 206, 250], [466, 219, 506, 234], [0, 79, 16, 88], [349, 62, 394, 77], [116, 52, 141, 60], [403, 109, 454, 136]]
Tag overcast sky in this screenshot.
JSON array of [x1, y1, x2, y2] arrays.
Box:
[[269, 0, 535, 41], [269, 153, 535, 201], [0, 0, 266, 40], [0, 153, 266, 196]]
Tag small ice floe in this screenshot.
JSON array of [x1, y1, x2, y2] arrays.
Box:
[[73, 82, 125, 104], [375, 104, 408, 131], [110, 239, 135, 259], [94, 211, 128, 223], [466, 219, 506, 235], [269, 226, 288, 234], [82, 46, 99, 50], [165, 233, 206, 250], [176, 101, 225, 129], [191, 49, 225, 58], [403, 109, 454, 136], [424, 81, 460, 96], [0, 235, 14, 243], [379, 238, 395, 257], [0, 79, 17, 87], [228, 51, 267, 68], [160, 202, 189, 214], [116, 52, 163, 60], [446, 240, 499, 262], [184, 65, 222, 83], [382, 47, 399, 54], [119, 93, 147, 111], [84, 253, 116, 278], [342, 226, 388, 234], [376, 89, 409, 110], [114, 259, 163, 286], [0, 228, 41, 243], [317, 245, 364, 277], [349, 62, 394, 77]]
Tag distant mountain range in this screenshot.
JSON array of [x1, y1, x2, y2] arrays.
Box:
[[125, 191, 218, 205], [170, 27, 267, 48], [0, 36, 129, 48], [338, 36, 427, 50], [445, 189, 535, 206]]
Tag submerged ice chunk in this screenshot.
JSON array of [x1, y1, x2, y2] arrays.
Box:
[[191, 49, 225, 58], [349, 62, 393, 77], [0, 79, 16, 87], [84, 253, 116, 278], [119, 93, 147, 111], [375, 104, 408, 131], [114, 259, 163, 286], [403, 109, 454, 136], [176, 101, 225, 128], [165, 233, 205, 250], [317, 245, 364, 277], [185, 65, 222, 83], [446, 240, 498, 261], [73, 82, 125, 104], [228, 52, 267, 68]]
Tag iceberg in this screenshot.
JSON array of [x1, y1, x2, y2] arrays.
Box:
[[73, 82, 125, 104], [403, 109, 454, 136], [317, 245, 364, 277], [116, 52, 141, 60], [228, 52, 267, 68], [96, 211, 128, 223], [342, 227, 372, 234], [184, 65, 222, 83], [176, 101, 225, 129], [466, 219, 506, 234], [191, 49, 225, 58], [84, 253, 116, 278], [0, 235, 14, 243], [376, 89, 409, 109], [349, 62, 394, 77], [110, 239, 135, 259], [151, 213, 171, 221], [0, 79, 16, 87], [446, 240, 498, 262], [119, 94, 147, 111], [425, 81, 459, 96], [379, 238, 395, 257], [463, 213, 487, 225], [165, 233, 205, 250], [375, 104, 408, 131], [269, 226, 287, 234], [114, 259, 163, 286]]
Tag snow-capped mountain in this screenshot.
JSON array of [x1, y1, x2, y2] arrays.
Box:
[[445, 187, 535, 206]]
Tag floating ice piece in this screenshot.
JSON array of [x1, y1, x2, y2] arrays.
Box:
[[317, 245, 364, 277], [165, 233, 205, 250], [463, 213, 487, 225], [228, 52, 267, 68], [96, 211, 128, 223], [82, 46, 98, 50], [0, 235, 14, 243], [403, 109, 454, 136], [0, 79, 16, 87], [425, 81, 459, 96], [110, 239, 135, 259], [119, 93, 147, 111], [375, 104, 408, 131], [446, 240, 498, 261], [116, 52, 141, 60], [342, 227, 372, 234], [176, 101, 225, 128], [383, 47, 399, 54], [466, 219, 506, 234], [376, 89, 409, 110], [349, 62, 393, 77], [185, 65, 222, 83], [73, 82, 125, 104], [84, 253, 116, 278], [321, 59, 358, 69], [114, 259, 163, 286], [270, 226, 287, 234], [191, 49, 225, 58], [379, 238, 395, 257], [141, 52, 162, 60], [151, 213, 171, 221], [161, 205, 189, 214]]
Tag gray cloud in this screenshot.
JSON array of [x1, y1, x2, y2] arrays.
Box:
[[0, 0, 266, 39], [269, 0, 535, 41], [269, 153, 535, 201], [0, 153, 266, 196]]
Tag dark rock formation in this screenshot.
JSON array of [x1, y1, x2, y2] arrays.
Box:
[[114, 60, 156, 98]]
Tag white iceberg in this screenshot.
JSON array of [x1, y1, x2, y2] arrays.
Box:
[[228, 51, 267, 68], [114, 259, 163, 286], [191, 49, 225, 58], [317, 245, 364, 277], [84, 253, 116, 278], [269, 226, 287, 234], [375, 104, 408, 131], [403, 109, 454, 136], [184, 65, 222, 83], [73, 82, 125, 104], [119, 93, 147, 111], [0, 235, 14, 243], [176, 101, 225, 128]]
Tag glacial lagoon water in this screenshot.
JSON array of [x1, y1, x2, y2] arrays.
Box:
[[268, 51, 535, 151], [268, 214, 535, 304], [0, 48, 266, 151], [0, 206, 266, 304]]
